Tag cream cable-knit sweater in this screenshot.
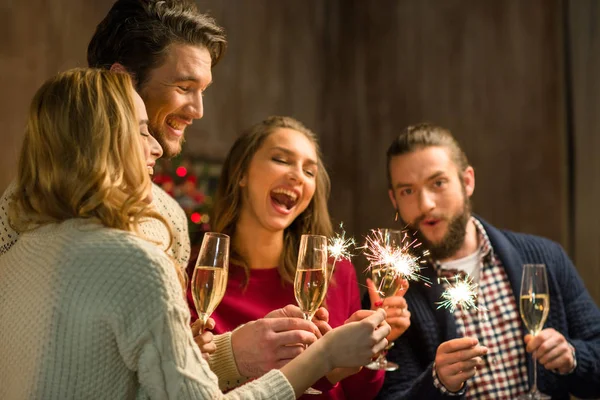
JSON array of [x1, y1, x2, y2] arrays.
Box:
[[0, 181, 247, 390], [0, 219, 294, 399], [0, 180, 191, 267]]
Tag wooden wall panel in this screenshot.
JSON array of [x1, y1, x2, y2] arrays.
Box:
[[0, 0, 115, 193], [187, 1, 330, 160], [323, 0, 568, 282], [568, 0, 600, 304]]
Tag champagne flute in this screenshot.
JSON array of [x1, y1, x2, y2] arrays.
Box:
[[365, 228, 404, 371], [191, 232, 230, 331], [518, 264, 550, 400], [294, 234, 329, 395]]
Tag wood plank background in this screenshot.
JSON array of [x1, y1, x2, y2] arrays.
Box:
[[0, 0, 597, 305]]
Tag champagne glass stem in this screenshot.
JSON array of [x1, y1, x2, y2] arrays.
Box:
[[532, 351, 538, 395]]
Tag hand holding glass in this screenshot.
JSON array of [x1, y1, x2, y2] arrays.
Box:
[[293, 234, 329, 395], [517, 264, 550, 400], [366, 229, 403, 372]]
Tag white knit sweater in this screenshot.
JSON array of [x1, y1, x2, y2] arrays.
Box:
[[0, 219, 294, 399], [0, 181, 191, 267]]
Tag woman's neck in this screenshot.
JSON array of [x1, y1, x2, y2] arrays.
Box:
[[233, 217, 284, 270]]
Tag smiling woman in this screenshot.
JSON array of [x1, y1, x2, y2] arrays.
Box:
[[186, 116, 390, 399]]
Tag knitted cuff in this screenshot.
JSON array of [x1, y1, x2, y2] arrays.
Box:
[[208, 332, 247, 391]]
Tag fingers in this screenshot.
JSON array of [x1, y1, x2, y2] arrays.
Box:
[[204, 317, 216, 331], [313, 307, 330, 323], [190, 319, 205, 336], [313, 320, 332, 337], [312, 307, 332, 337], [275, 344, 305, 360], [194, 330, 216, 354], [396, 278, 409, 296], [267, 316, 319, 336], [437, 366, 478, 392], [265, 304, 304, 319], [367, 309, 390, 332], [435, 338, 487, 392], [271, 328, 318, 347], [345, 309, 377, 324], [438, 337, 479, 353], [526, 329, 574, 373], [366, 278, 383, 308], [380, 295, 408, 310]]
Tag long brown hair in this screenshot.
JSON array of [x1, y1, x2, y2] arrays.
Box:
[[9, 68, 184, 286], [213, 116, 333, 284]]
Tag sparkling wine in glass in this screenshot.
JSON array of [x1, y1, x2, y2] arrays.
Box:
[[365, 229, 403, 372], [191, 232, 230, 331], [294, 234, 328, 395], [517, 264, 550, 400], [294, 234, 329, 321]]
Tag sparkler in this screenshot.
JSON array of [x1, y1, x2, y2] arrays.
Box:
[[436, 274, 483, 313], [327, 223, 356, 280], [362, 229, 430, 286]]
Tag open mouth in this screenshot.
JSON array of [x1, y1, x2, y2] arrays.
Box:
[[270, 188, 299, 211], [421, 218, 441, 228], [165, 116, 189, 136]]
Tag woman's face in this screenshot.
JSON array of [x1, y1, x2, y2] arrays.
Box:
[[238, 128, 318, 233], [133, 91, 163, 201]]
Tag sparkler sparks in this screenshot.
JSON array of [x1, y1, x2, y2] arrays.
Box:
[[327, 223, 356, 280], [362, 229, 430, 284], [436, 274, 482, 312]]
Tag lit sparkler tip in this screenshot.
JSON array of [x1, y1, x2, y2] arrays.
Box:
[[361, 228, 430, 284], [328, 223, 356, 262], [436, 274, 481, 313]]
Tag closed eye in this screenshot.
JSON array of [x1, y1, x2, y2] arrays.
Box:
[[272, 157, 288, 164]]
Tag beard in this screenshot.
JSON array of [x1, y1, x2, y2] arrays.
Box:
[[399, 194, 472, 261], [149, 122, 185, 159]]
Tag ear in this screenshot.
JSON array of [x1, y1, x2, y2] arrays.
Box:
[[239, 174, 247, 187], [462, 166, 475, 197], [109, 63, 128, 74], [388, 188, 398, 210]]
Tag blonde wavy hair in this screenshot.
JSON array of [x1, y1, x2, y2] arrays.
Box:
[[10, 68, 184, 286]]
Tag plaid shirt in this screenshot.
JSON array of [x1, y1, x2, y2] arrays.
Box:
[[432, 218, 529, 398]]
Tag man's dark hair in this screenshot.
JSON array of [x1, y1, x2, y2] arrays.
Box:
[[386, 123, 470, 188], [87, 0, 227, 88]]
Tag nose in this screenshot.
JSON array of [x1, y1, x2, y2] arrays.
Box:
[[187, 91, 204, 120], [418, 189, 436, 214], [286, 164, 303, 184], [149, 135, 163, 160]]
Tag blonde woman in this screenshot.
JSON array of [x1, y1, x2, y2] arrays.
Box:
[[0, 68, 390, 399]]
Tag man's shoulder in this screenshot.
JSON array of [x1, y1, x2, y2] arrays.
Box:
[[478, 217, 564, 254], [151, 183, 186, 219]]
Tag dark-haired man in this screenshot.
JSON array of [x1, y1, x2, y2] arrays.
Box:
[[377, 123, 600, 399]]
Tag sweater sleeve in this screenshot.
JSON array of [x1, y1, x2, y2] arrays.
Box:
[[551, 243, 600, 398], [133, 305, 293, 399], [208, 332, 249, 391], [118, 248, 294, 399], [0, 180, 19, 256]]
